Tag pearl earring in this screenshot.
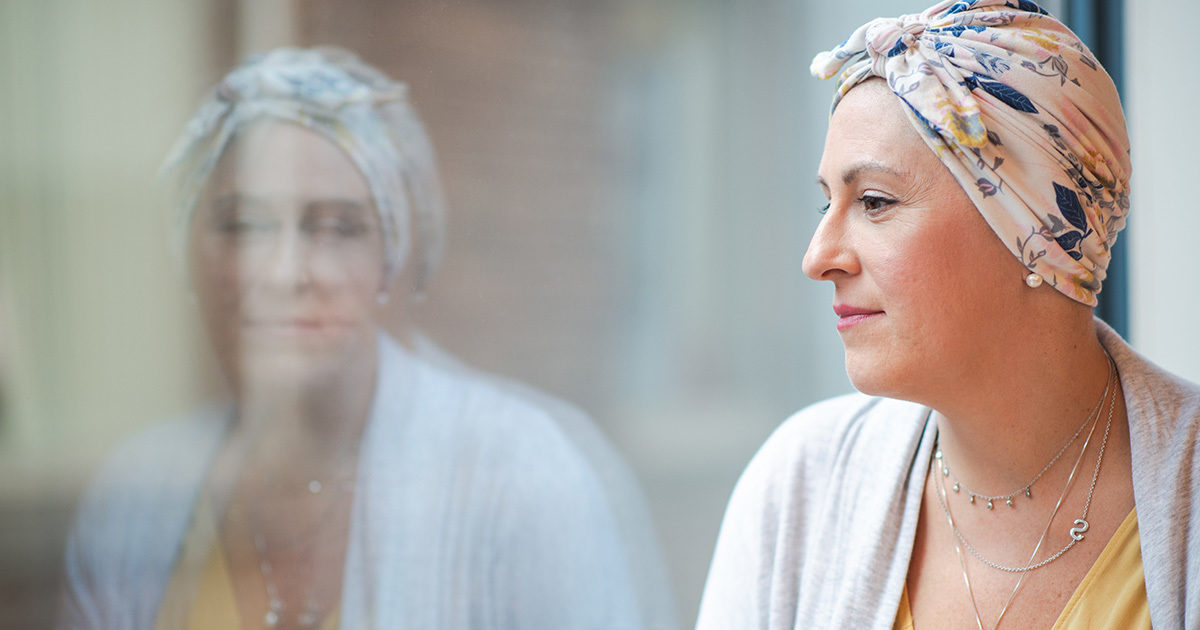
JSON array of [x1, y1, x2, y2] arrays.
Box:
[[1025, 272, 1043, 288]]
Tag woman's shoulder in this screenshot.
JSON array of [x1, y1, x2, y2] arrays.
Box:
[[374, 334, 609, 491], [750, 392, 927, 476], [1097, 319, 1200, 457], [720, 392, 928, 530], [698, 393, 931, 627], [82, 406, 226, 500], [1095, 320, 1200, 625], [69, 407, 226, 548], [61, 406, 228, 618], [381, 333, 590, 447]]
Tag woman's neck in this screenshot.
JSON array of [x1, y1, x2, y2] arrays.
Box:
[[924, 317, 1115, 492], [230, 336, 379, 481]]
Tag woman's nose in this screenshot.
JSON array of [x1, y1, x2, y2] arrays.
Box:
[[260, 226, 315, 291], [802, 208, 858, 281]]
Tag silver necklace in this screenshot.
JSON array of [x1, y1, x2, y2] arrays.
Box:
[[935, 366, 1112, 511], [933, 357, 1117, 629], [244, 477, 355, 627], [252, 531, 322, 627], [935, 360, 1115, 573], [936, 384, 1113, 573], [934, 429, 1087, 630]]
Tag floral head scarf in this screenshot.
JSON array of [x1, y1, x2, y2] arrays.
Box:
[[161, 47, 446, 288], [811, 0, 1130, 305]]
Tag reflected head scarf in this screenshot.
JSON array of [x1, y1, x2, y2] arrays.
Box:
[[811, 0, 1130, 305], [161, 47, 446, 289]]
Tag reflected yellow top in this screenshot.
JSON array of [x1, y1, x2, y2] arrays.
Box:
[[154, 494, 340, 630], [894, 508, 1149, 630]]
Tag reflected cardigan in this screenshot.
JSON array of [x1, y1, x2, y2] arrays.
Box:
[[696, 320, 1200, 630], [58, 334, 666, 629]]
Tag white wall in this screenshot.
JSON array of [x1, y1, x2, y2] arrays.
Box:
[[1126, 0, 1200, 382], [0, 1, 212, 466]]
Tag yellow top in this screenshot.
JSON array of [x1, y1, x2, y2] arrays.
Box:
[[894, 508, 1149, 630], [154, 494, 340, 630]]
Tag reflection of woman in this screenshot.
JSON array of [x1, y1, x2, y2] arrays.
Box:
[[59, 48, 673, 629], [698, 2, 1199, 629]]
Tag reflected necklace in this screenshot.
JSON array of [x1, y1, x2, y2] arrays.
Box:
[[242, 478, 356, 627], [935, 364, 1112, 511], [252, 529, 321, 627]]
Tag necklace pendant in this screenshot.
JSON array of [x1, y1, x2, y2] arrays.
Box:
[[986, 499, 994, 510], [1069, 518, 1089, 541], [1025, 488, 1032, 498], [969, 494, 975, 504], [299, 597, 320, 626], [1006, 498, 1013, 507], [952, 482, 959, 493]]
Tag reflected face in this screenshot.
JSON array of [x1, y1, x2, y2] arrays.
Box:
[[189, 121, 385, 389], [803, 81, 1027, 399]]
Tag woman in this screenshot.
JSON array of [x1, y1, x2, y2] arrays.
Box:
[[58, 47, 674, 630], [697, 2, 1199, 629]]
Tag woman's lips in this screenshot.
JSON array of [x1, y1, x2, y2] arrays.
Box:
[[243, 319, 353, 337], [833, 304, 885, 331]]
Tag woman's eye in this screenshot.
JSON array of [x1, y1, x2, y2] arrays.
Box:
[[216, 218, 271, 234], [333, 221, 368, 237], [818, 201, 831, 215], [859, 194, 896, 214], [306, 217, 368, 237]]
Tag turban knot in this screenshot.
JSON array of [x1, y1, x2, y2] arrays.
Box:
[[214, 50, 406, 112], [864, 16, 928, 74]]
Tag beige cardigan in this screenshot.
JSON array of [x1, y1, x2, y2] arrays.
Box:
[[697, 320, 1200, 629]]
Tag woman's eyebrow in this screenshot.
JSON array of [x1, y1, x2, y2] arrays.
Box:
[[212, 192, 269, 209], [304, 197, 373, 215], [816, 160, 907, 189], [210, 192, 250, 214]]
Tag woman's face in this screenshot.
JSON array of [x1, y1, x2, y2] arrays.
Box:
[[189, 120, 386, 390], [804, 80, 1031, 400]]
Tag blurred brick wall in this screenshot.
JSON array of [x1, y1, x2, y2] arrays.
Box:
[[298, 0, 629, 417]]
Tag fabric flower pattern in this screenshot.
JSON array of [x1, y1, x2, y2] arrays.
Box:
[[811, 0, 1131, 306]]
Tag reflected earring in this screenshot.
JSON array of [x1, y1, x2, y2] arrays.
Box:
[[376, 290, 390, 305], [1025, 272, 1044, 288]]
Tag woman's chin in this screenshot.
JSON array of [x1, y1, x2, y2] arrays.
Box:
[[233, 356, 337, 391], [229, 338, 367, 391], [843, 350, 905, 399]]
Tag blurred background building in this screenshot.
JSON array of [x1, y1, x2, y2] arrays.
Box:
[[1, 0, 1194, 627]]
